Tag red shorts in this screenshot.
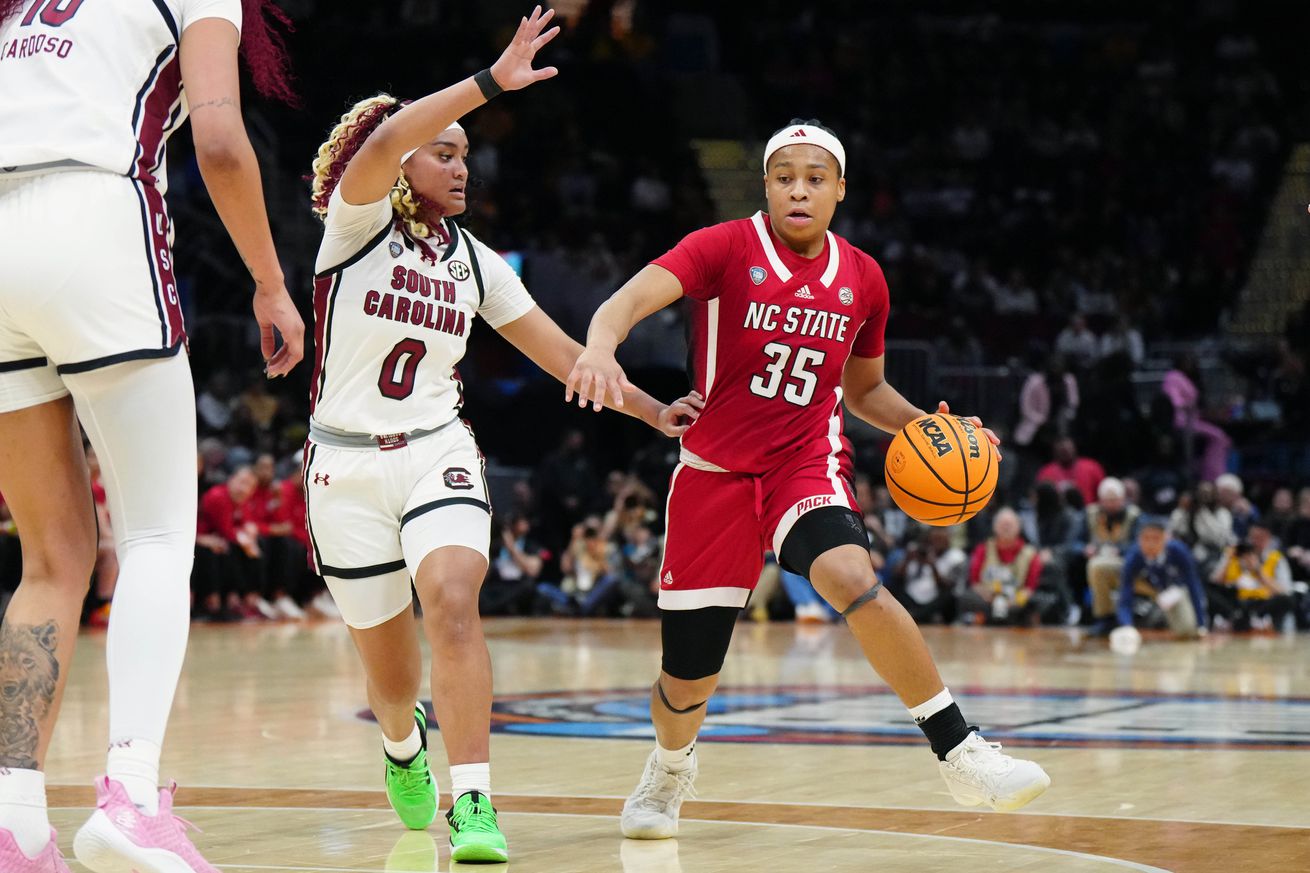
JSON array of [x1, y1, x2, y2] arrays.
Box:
[[657, 451, 857, 610]]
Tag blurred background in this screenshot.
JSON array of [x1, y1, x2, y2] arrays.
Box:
[[7, 0, 1310, 629]]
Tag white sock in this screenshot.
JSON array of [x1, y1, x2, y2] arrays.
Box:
[[383, 722, 422, 764], [655, 739, 695, 772], [450, 763, 491, 801], [0, 768, 51, 857], [107, 738, 162, 815], [907, 687, 954, 724]]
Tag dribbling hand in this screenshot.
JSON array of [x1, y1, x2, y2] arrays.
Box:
[[253, 281, 305, 377], [935, 400, 1003, 461], [489, 6, 561, 92], [566, 347, 635, 411]]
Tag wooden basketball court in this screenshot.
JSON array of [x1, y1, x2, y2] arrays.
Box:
[[45, 619, 1310, 871]]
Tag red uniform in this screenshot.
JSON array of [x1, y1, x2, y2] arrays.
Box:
[[197, 484, 259, 544], [653, 212, 889, 609]]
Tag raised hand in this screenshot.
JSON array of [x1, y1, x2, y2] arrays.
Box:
[[489, 6, 561, 92]]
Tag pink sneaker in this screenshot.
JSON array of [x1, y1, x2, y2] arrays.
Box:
[[0, 827, 71, 872], [72, 776, 218, 873]]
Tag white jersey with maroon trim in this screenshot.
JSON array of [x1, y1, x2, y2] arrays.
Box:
[[309, 187, 535, 437], [0, 0, 241, 190]]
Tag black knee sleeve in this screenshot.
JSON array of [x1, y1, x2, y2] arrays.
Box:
[[660, 605, 739, 680], [778, 506, 869, 577]]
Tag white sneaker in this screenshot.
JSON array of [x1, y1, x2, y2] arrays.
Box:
[[621, 751, 697, 839], [273, 595, 306, 620], [311, 591, 342, 619], [939, 732, 1050, 812], [251, 596, 279, 620]]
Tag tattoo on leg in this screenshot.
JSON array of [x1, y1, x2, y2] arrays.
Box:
[[0, 620, 60, 769]]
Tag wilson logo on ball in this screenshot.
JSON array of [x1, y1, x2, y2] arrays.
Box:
[[916, 418, 954, 457]]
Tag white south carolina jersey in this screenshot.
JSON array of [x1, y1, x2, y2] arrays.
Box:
[[0, 0, 241, 189], [310, 187, 536, 437]]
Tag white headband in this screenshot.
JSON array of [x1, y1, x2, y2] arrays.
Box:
[[763, 124, 845, 177], [401, 121, 465, 165]]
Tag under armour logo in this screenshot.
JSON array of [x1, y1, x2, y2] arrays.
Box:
[[313, 473, 331, 486]]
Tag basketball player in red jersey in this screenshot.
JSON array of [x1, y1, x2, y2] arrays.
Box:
[[567, 120, 1050, 839]]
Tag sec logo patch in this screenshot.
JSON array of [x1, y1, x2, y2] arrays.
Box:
[[448, 260, 471, 281]]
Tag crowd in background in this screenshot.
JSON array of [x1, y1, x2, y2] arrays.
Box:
[[2, 2, 1309, 633]]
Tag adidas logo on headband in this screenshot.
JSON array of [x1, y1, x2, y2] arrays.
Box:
[[764, 123, 846, 176]]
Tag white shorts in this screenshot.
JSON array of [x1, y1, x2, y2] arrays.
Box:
[[0, 170, 185, 413], [303, 420, 492, 629]]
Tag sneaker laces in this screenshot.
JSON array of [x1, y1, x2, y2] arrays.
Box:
[[387, 756, 431, 800], [631, 761, 697, 811], [952, 735, 1016, 779], [448, 795, 499, 833]]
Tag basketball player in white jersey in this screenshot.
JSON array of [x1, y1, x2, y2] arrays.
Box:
[[0, 1, 303, 870], [303, 7, 701, 862]]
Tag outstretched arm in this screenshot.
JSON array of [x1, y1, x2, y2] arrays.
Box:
[[338, 6, 560, 206], [180, 18, 303, 375], [565, 264, 685, 410], [497, 306, 702, 436]]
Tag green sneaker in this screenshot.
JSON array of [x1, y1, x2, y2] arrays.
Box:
[[446, 790, 508, 863], [384, 707, 437, 830]]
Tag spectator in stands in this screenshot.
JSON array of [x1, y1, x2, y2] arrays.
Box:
[[1208, 521, 1295, 631], [1283, 487, 1310, 580], [1036, 437, 1105, 506], [270, 461, 338, 619], [961, 508, 1044, 625], [1163, 354, 1232, 482], [482, 514, 549, 616], [889, 528, 967, 625], [1265, 487, 1296, 545], [1012, 352, 1080, 500], [1085, 477, 1143, 633], [196, 370, 236, 435], [1169, 481, 1237, 576], [1215, 473, 1259, 539], [560, 518, 623, 617], [1116, 520, 1207, 639], [617, 522, 661, 618], [535, 429, 601, 548], [86, 447, 117, 628], [1054, 314, 1099, 371], [1131, 434, 1189, 515], [1099, 314, 1145, 366], [194, 467, 269, 621], [1021, 481, 1085, 623], [780, 568, 839, 624]]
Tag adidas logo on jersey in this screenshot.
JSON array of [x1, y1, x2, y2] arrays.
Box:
[[662, 571, 674, 587], [794, 284, 815, 300]]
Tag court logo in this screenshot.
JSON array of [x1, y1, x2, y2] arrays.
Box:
[[444, 467, 474, 490], [389, 241, 403, 258], [839, 286, 853, 305], [355, 686, 1310, 750], [749, 266, 767, 285], [448, 260, 471, 281]]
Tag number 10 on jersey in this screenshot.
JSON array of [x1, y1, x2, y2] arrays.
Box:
[[749, 342, 825, 406]]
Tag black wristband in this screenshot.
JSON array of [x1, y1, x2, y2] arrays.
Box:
[[475, 68, 503, 100]]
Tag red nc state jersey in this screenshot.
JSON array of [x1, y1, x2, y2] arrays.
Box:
[[653, 211, 889, 475]]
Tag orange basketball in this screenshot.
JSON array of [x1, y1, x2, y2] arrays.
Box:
[[885, 413, 998, 526]]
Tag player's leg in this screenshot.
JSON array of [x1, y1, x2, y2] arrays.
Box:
[[0, 390, 96, 866], [63, 355, 222, 873], [781, 505, 1050, 812], [401, 436, 504, 862], [340, 572, 434, 831], [303, 441, 437, 831], [623, 466, 761, 840]]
